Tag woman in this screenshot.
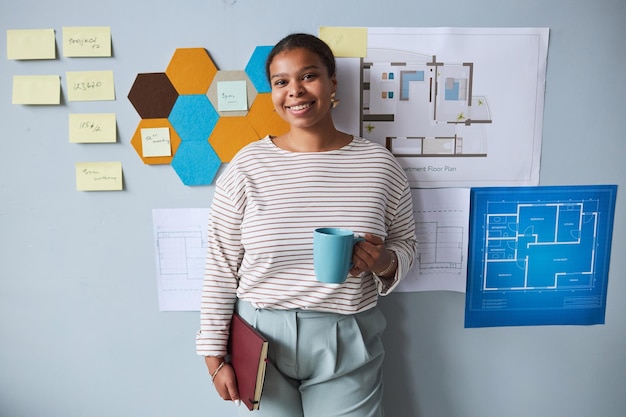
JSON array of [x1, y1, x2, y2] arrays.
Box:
[[196, 33, 417, 417]]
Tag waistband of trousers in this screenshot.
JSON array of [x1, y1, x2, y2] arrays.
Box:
[[235, 298, 369, 320]]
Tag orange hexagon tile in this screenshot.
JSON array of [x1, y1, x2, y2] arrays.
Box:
[[247, 93, 289, 138], [209, 116, 259, 162], [165, 48, 218, 95], [206, 70, 257, 117], [130, 118, 182, 165]]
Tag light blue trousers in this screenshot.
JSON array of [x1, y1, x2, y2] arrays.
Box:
[[235, 299, 386, 417]]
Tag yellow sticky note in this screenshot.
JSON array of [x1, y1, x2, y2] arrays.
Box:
[[12, 75, 60, 105], [66, 70, 115, 101], [62, 26, 112, 57], [75, 162, 123, 191], [69, 113, 117, 143], [7, 29, 56, 60], [319, 27, 368, 58], [140, 127, 172, 157]]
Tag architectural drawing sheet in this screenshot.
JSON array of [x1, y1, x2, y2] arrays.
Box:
[[153, 191, 472, 311], [152, 208, 210, 311], [465, 185, 617, 327], [397, 188, 470, 292], [354, 27, 549, 188]]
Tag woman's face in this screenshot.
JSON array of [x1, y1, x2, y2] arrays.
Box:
[[268, 47, 336, 130]]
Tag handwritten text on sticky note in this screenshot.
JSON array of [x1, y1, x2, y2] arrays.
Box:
[[69, 113, 116, 143], [217, 80, 248, 112], [63, 26, 112, 57], [141, 127, 172, 157], [66, 70, 115, 101], [75, 162, 123, 191]]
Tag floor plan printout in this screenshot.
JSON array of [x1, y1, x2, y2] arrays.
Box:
[[356, 27, 549, 188], [152, 208, 210, 311], [396, 188, 470, 292], [465, 185, 617, 328], [152, 191, 470, 311]]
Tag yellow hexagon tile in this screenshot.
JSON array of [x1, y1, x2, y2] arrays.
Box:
[[166, 48, 218, 95]]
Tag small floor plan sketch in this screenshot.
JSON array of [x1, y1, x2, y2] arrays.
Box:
[[156, 229, 205, 283], [416, 221, 464, 274], [397, 188, 470, 293], [465, 185, 617, 327], [362, 52, 492, 157], [152, 208, 210, 311]]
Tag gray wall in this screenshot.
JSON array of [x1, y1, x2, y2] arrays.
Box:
[[1, 1, 624, 416]]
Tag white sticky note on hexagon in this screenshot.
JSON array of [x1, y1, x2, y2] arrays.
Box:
[[141, 127, 172, 157], [217, 80, 248, 111]]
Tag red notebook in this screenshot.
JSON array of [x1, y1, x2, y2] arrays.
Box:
[[229, 312, 269, 411]]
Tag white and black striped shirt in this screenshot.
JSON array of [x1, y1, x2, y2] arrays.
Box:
[[196, 136, 417, 356]]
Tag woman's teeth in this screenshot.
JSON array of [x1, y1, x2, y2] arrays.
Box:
[[289, 103, 311, 111]]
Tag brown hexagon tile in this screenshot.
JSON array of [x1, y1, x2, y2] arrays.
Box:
[[208, 115, 259, 162], [247, 93, 289, 138], [165, 48, 218, 95], [128, 73, 178, 119], [130, 118, 181, 165]]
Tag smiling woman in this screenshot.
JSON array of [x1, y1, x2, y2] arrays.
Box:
[[265, 36, 343, 151], [196, 33, 418, 417]]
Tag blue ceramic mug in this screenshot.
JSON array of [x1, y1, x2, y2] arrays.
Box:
[[313, 227, 364, 284]]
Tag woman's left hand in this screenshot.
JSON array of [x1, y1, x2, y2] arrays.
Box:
[[350, 233, 393, 276]]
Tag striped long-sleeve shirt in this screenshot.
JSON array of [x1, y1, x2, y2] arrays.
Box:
[[196, 136, 417, 356]]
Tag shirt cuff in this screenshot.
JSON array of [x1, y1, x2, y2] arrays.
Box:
[[373, 271, 399, 295]]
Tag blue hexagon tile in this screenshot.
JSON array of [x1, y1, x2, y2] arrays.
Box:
[[171, 140, 221, 186]]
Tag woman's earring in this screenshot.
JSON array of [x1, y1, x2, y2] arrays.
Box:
[[330, 92, 340, 109]]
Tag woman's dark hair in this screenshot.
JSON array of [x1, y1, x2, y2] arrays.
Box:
[[265, 33, 336, 82]]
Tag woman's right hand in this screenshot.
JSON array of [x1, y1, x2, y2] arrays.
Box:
[[205, 356, 240, 403]]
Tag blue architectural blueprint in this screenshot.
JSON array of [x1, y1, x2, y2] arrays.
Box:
[[465, 185, 617, 327]]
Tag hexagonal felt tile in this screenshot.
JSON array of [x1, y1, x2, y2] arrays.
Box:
[[130, 118, 181, 165], [128, 73, 178, 119], [166, 48, 218, 95], [209, 116, 259, 163], [168, 94, 218, 142], [171, 140, 221, 186], [247, 93, 289, 139], [245, 45, 272, 94], [206, 70, 257, 117]]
